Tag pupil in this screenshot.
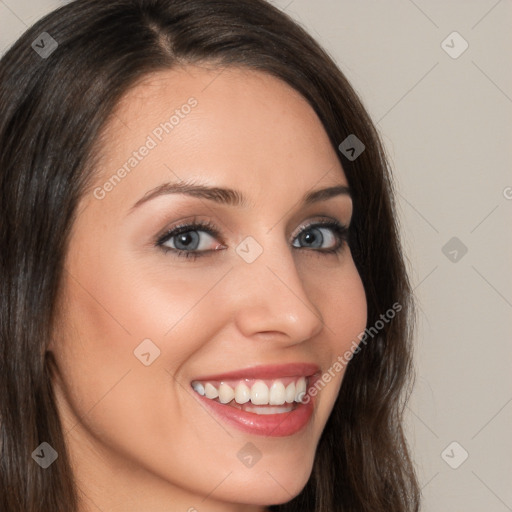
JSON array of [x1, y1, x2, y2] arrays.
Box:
[[302, 229, 322, 248], [175, 231, 198, 250], [305, 232, 315, 244]]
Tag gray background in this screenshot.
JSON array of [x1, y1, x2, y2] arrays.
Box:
[[1, 0, 511, 509]]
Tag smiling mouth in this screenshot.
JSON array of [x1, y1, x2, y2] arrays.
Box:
[[191, 376, 308, 415], [189, 363, 320, 436]]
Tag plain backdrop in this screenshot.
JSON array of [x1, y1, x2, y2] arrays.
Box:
[[1, 1, 511, 510]]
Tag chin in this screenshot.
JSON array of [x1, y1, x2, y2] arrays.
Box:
[[220, 452, 315, 506]]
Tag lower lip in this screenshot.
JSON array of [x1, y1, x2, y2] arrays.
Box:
[[195, 393, 315, 437]]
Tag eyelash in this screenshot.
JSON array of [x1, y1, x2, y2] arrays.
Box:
[[155, 218, 349, 261]]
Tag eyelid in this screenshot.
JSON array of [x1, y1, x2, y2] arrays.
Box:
[[155, 215, 349, 259], [290, 216, 348, 240], [157, 216, 347, 243], [155, 217, 220, 246]]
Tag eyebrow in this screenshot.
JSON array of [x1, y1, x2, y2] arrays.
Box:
[[129, 181, 351, 213]]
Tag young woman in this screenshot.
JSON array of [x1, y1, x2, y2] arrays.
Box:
[[0, 1, 420, 510]]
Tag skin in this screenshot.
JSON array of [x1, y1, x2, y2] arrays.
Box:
[[49, 65, 367, 512]]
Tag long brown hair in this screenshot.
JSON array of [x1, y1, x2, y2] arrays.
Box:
[[0, 1, 420, 510]]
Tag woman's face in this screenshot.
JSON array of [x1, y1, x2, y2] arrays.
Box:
[[50, 65, 367, 511]]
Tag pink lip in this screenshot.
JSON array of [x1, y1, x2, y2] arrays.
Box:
[[196, 394, 315, 436], [191, 363, 321, 437], [192, 362, 320, 382]]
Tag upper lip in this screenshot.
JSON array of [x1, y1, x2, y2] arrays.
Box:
[[192, 362, 320, 382]]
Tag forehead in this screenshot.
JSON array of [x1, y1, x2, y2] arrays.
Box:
[[112, 64, 317, 126], [90, 64, 347, 212]]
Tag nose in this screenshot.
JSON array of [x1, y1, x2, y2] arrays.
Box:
[[229, 239, 325, 345]]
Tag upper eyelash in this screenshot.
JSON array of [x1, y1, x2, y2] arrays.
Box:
[[155, 219, 221, 259], [155, 218, 349, 259], [156, 218, 220, 245]]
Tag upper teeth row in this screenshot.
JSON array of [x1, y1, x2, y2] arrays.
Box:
[[192, 377, 308, 405]]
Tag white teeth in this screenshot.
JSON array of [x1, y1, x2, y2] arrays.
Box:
[[295, 377, 307, 402], [234, 382, 251, 404], [244, 404, 294, 415], [285, 382, 296, 403], [218, 382, 235, 404], [251, 380, 269, 405], [192, 377, 310, 405], [269, 380, 286, 405], [204, 382, 219, 399], [192, 381, 205, 396]]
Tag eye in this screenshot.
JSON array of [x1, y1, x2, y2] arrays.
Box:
[[163, 229, 213, 251], [291, 220, 348, 253], [155, 218, 348, 260], [156, 219, 225, 259]]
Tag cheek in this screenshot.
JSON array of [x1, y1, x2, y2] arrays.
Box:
[[52, 242, 237, 443], [59, 238, 230, 363], [306, 252, 367, 352], [303, 255, 367, 402], [52, 262, 218, 482], [331, 264, 367, 350]]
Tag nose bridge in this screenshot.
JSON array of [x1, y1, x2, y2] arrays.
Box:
[[231, 234, 324, 342]]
